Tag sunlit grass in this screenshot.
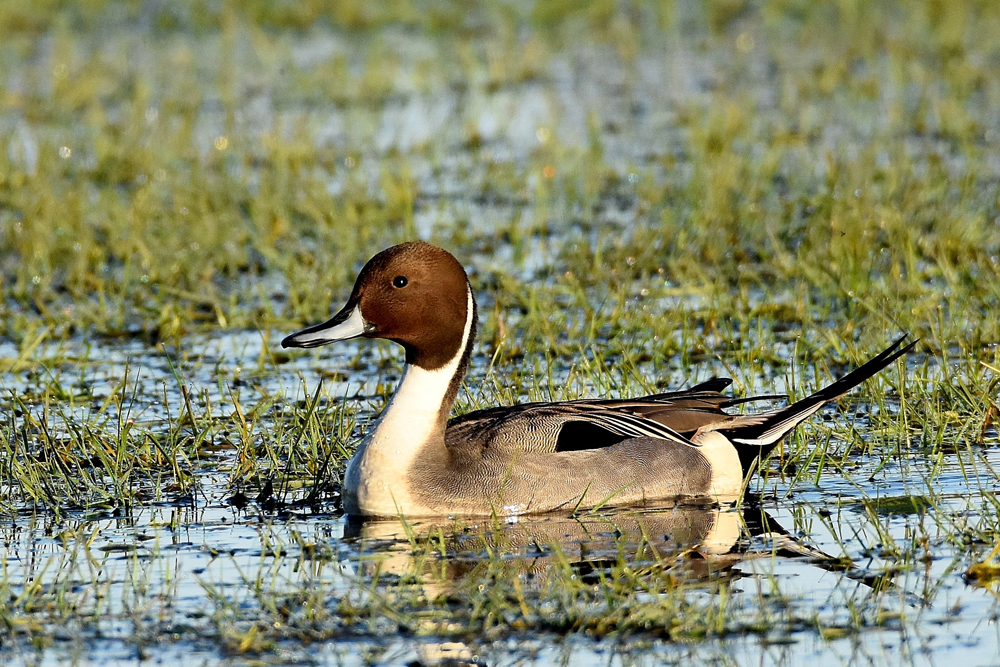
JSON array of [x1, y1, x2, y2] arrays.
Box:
[[1, 0, 1000, 663]]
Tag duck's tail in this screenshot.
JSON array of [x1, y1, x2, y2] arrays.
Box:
[[717, 335, 917, 476]]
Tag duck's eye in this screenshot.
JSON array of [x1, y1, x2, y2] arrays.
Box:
[[392, 275, 408, 288]]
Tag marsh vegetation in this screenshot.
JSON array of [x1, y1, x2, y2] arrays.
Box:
[[1, 0, 999, 664]]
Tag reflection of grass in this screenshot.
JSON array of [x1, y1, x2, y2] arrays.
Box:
[[0, 503, 965, 660], [0, 508, 850, 657], [207, 527, 740, 647], [1, 0, 1000, 661]]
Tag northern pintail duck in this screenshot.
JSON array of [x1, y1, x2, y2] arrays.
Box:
[[282, 241, 915, 517]]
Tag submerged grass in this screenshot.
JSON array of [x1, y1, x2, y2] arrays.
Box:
[[1, 0, 999, 664], [0, 503, 925, 663]]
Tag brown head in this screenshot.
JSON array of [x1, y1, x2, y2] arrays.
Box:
[[281, 242, 476, 371]]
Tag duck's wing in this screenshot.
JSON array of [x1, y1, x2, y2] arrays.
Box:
[[447, 335, 916, 464], [446, 401, 690, 456], [445, 382, 774, 457]]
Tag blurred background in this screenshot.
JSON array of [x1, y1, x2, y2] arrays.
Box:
[[1, 0, 998, 356]]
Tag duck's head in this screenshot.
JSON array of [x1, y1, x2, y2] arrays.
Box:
[[281, 241, 474, 370]]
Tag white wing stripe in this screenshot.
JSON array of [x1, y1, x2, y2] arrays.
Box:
[[583, 412, 697, 447], [731, 403, 826, 447]]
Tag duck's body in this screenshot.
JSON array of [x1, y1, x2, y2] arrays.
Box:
[[282, 242, 914, 518]]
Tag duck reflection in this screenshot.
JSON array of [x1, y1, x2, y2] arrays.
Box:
[[340, 501, 844, 586], [326, 503, 903, 667]]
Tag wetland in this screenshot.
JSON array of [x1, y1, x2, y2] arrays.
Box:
[[1, 1, 1000, 665]]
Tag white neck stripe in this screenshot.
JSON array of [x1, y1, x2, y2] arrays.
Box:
[[342, 284, 474, 516]]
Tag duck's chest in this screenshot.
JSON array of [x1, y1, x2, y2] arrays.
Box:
[[341, 406, 442, 516], [692, 431, 743, 501]]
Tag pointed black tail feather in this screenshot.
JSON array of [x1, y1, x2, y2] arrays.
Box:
[[721, 335, 917, 473], [689, 378, 734, 393], [723, 393, 787, 408]]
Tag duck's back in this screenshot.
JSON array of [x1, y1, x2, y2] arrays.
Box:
[[444, 380, 746, 460]]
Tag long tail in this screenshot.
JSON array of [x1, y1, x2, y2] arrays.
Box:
[[719, 335, 917, 474]]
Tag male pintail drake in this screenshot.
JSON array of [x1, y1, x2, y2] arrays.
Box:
[[281, 241, 915, 518]]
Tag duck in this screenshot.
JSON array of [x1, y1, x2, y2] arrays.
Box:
[[281, 241, 915, 518]]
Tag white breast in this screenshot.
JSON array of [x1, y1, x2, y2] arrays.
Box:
[[342, 287, 475, 516], [693, 431, 744, 502]]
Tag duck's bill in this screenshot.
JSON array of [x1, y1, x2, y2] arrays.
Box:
[[281, 304, 370, 349]]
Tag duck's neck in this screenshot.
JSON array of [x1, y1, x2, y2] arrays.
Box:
[[376, 286, 476, 443], [343, 287, 476, 515]]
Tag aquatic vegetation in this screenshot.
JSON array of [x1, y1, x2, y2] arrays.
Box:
[[0, 0, 999, 664]]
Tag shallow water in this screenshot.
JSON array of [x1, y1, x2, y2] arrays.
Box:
[[1, 333, 998, 666], [3, 1, 1000, 663]]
